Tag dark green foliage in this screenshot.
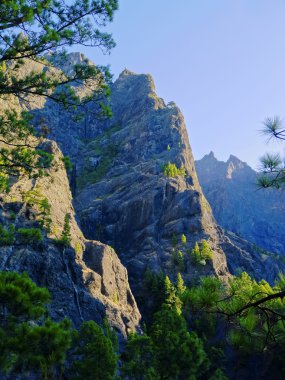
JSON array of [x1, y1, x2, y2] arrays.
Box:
[[77, 140, 119, 188], [0, 271, 72, 378], [9, 318, 72, 379], [0, 0, 118, 190], [172, 249, 185, 272], [0, 223, 15, 246], [208, 368, 228, 380], [123, 274, 209, 379], [17, 227, 43, 245], [185, 272, 285, 353], [121, 333, 158, 380], [150, 306, 209, 379], [164, 275, 182, 315], [171, 233, 178, 247], [0, 271, 119, 379], [60, 155, 73, 171], [162, 161, 186, 177], [103, 317, 119, 353], [9, 211, 16, 221], [70, 321, 117, 380], [0, 271, 50, 323], [23, 188, 52, 232], [55, 213, 71, 247], [258, 117, 285, 188]]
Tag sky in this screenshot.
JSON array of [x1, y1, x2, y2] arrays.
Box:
[[79, 0, 285, 169]]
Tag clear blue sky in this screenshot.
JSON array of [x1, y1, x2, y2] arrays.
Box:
[[80, 0, 285, 169]]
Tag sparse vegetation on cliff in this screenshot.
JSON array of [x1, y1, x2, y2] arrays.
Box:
[[190, 240, 214, 265], [162, 162, 186, 177]]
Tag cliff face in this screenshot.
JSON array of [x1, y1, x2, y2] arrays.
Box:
[[28, 56, 285, 289], [195, 152, 285, 255], [0, 140, 140, 338], [71, 70, 231, 294], [4, 53, 284, 329]]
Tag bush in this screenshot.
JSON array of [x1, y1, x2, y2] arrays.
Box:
[[162, 162, 186, 177], [0, 223, 15, 246], [75, 241, 83, 255], [9, 211, 16, 221], [61, 155, 73, 171], [190, 240, 213, 265], [172, 250, 185, 272], [55, 214, 71, 248], [18, 228, 43, 245]]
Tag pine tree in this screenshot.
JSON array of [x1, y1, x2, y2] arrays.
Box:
[[121, 333, 158, 380], [0, 271, 72, 378], [56, 213, 71, 247], [150, 306, 209, 379], [69, 321, 117, 380], [164, 276, 182, 315], [176, 273, 186, 297], [0, 1, 118, 190], [181, 233, 187, 245]]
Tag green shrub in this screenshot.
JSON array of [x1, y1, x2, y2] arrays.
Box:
[[9, 212, 16, 221], [75, 241, 83, 255], [173, 250, 185, 272], [55, 213, 71, 248], [18, 228, 43, 245], [0, 223, 15, 246], [23, 188, 52, 232], [171, 233, 178, 247], [60, 155, 73, 171], [162, 162, 186, 177], [190, 240, 213, 265], [181, 234, 187, 245]]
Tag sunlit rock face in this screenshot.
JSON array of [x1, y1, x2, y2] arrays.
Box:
[[14, 54, 283, 321], [68, 69, 231, 292], [0, 139, 140, 338], [196, 152, 285, 255]]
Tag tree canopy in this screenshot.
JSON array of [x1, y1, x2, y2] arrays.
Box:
[[258, 116, 285, 188], [0, 0, 118, 191]]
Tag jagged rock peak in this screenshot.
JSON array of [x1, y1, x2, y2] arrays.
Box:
[[116, 69, 157, 95], [202, 151, 217, 161], [119, 68, 136, 77], [46, 51, 93, 75], [227, 154, 246, 167], [196, 151, 285, 258]]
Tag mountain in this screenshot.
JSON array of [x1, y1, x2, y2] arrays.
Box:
[[0, 140, 140, 338], [29, 57, 284, 291], [195, 152, 285, 255], [0, 58, 141, 339], [2, 52, 284, 334]]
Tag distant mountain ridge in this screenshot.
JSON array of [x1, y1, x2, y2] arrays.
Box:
[[195, 152, 285, 254]]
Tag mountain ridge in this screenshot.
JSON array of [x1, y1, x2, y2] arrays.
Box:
[[196, 151, 285, 254]]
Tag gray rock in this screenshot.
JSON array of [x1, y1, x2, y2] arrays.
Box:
[[0, 139, 141, 337], [195, 152, 285, 255]]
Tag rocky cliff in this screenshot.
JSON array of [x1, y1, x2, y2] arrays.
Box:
[[30, 58, 285, 292], [195, 152, 285, 255], [0, 138, 140, 338], [3, 52, 284, 329]]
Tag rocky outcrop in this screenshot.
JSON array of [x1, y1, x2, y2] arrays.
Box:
[[26, 58, 285, 291], [195, 152, 285, 254], [0, 140, 140, 337], [6, 53, 283, 318], [70, 70, 231, 295]]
